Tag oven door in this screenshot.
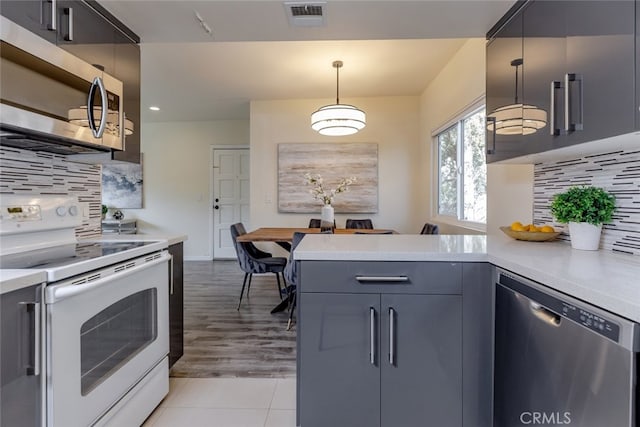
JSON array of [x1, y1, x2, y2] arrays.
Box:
[[44, 252, 169, 427]]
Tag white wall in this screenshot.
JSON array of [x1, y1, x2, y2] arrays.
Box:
[[419, 38, 533, 235], [249, 97, 423, 243], [134, 120, 249, 260]]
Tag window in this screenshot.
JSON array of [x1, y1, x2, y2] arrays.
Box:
[[436, 107, 487, 225]]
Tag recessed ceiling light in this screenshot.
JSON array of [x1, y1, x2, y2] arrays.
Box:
[[149, 106, 160, 111]]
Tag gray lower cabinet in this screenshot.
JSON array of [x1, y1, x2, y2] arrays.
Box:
[[168, 242, 184, 367], [298, 261, 470, 427], [380, 294, 462, 427], [299, 292, 381, 427]]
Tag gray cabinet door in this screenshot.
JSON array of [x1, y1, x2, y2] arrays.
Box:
[[298, 292, 381, 427], [380, 294, 462, 427], [521, 0, 565, 149], [1, 284, 42, 427], [562, 1, 635, 146], [486, 11, 524, 162]]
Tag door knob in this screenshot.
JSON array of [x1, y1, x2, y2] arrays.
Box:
[[214, 205, 219, 210], [215, 198, 219, 202]]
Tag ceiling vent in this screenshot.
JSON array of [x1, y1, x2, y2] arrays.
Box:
[[284, 2, 326, 27]]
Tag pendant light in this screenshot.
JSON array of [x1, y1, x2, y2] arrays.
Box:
[[311, 60, 366, 136], [487, 58, 546, 135]]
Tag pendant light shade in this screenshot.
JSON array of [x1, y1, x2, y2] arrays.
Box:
[[487, 58, 546, 135], [311, 60, 366, 136]]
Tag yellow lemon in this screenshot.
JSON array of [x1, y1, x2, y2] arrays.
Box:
[[540, 225, 555, 233], [511, 221, 525, 231], [529, 225, 541, 232]]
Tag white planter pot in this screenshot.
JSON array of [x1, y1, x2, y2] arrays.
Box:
[[568, 222, 603, 251]]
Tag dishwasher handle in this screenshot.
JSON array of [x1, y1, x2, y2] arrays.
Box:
[[529, 301, 561, 327]]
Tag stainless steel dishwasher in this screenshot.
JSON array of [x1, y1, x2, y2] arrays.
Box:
[[494, 268, 639, 427]]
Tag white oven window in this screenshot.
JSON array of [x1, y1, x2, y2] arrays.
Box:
[[80, 288, 157, 395]]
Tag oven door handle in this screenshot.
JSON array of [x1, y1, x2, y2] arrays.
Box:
[[45, 254, 169, 303]]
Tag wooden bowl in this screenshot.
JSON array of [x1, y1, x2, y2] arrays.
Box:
[[499, 226, 561, 242]]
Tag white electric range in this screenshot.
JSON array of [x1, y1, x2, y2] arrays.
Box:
[[0, 195, 170, 427]]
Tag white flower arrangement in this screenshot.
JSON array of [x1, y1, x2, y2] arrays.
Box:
[[304, 173, 357, 206]]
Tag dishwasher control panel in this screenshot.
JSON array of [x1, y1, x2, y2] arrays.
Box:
[[560, 302, 620, 342]]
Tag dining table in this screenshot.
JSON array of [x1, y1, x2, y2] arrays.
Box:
[[236, 227, 396, 251]]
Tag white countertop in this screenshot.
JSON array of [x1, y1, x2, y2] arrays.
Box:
[[0, 269, 46, 294], [294, 233, 640, 323], [96, 233, 188, 246], [295, 234, 487, 262]]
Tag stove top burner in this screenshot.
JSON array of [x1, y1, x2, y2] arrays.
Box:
[[0, 241, 157, 270]]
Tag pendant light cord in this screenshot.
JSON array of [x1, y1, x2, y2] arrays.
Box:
[[336, 64, 340, 104], [510, 58, 523, 104]]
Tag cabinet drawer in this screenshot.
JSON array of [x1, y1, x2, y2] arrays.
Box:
[[300, 261, 462, 295]]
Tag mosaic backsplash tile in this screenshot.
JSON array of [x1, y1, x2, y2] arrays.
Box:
[[534, 149, 640, 255], [0, 147, 102, 238]]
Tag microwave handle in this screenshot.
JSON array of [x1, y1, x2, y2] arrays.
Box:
[[87, 77, 108, 138]]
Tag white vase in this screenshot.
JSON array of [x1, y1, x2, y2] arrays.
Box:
[[568, 222, 603, 251], [320, 205, 335, 232]]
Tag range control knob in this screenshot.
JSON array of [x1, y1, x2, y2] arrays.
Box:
[[56, 206, 67, 216], [68, 205, 78, 216]]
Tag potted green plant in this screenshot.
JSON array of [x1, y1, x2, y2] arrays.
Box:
[[550, 186, 615, 250], [101, 204, 108, 220]]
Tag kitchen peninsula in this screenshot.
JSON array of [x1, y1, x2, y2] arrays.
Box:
[[293, 233, 640, 427]]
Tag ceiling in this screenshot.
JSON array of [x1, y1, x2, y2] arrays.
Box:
[[98, 0, 516, 123]]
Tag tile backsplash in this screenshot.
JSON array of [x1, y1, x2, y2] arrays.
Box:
[[534, 148, 640, 255], [0, 147, 102, 238]]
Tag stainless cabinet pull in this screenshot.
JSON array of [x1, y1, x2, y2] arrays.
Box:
[[550, 81, 561, 135], [369, 307, 376, 365], [46, 0, 57, 30], [169, 254, 174, 295], [564, 73, 583, 132], [486, 116, 496, 154], [64, 7, 73, 41], [20, 301, 40, 376], [356, 276, 409, 283], [388, 307, 395, 366]]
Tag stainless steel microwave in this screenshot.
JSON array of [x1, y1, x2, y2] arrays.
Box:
[[0, 16, 124, 154]]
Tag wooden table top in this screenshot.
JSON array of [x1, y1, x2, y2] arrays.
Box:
[[236, 227, 396, 242]]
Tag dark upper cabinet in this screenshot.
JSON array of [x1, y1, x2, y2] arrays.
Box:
[[521, 0, 565, 152], [0, 0, 57, 43], [637, 0, 640, 130], [485, 11, 524, 163], [1, 0, 141, 163], [486, 0, 637, 163], [56, 1, 141, 163], [561, 1, 635, 147]]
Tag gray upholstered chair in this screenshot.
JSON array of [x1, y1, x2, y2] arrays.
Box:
[[420, 223, 440, 234], [230, 223, 287, 310], [345, 218, 374, 229], [283, 232, 305, 329]]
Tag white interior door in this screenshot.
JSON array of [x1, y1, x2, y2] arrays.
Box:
[[213, 148, 250, 259]]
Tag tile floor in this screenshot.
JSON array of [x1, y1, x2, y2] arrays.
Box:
[[143, 377, 296, 427]]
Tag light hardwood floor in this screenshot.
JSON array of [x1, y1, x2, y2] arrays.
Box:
[[169, 261, 296, 378]]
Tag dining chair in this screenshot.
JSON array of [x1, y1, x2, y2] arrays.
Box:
[[230, 223, 287, 310], [283, 230, 331, 330], [345, 218, 374, 229], [283, 232, 306, 330], [420, 222, 440, 234], [308, 218, 336, 228]]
